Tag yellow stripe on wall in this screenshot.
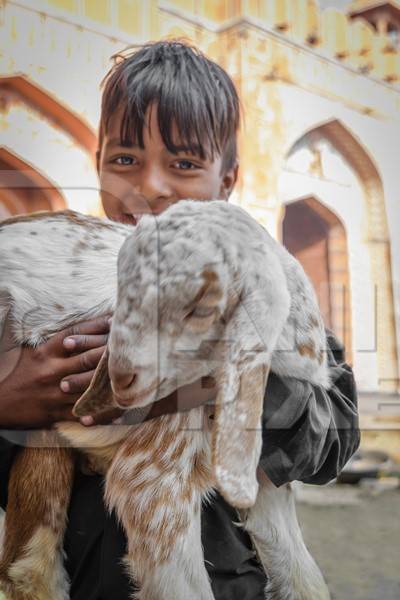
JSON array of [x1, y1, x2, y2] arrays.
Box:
[[117, 0, 142, 36], [47, 0, 77, 13], [84, 0, 111, 25]]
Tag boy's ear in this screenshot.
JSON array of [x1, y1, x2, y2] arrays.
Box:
[[219, 162, 239, 200]]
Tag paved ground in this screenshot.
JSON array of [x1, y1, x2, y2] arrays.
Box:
[[308, 390, 400, 599], [296, 482, 400, 600]]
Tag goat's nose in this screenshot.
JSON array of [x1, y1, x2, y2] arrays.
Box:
[[111, 369, 136, 391]]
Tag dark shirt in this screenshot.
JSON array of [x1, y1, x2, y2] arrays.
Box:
[[0, 331, 359, 599]]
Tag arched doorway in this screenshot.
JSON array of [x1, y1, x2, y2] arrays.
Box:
[[282, 197, 352, 361], [279, 118, 399, 391], [0, 148, 65, 220], [0, 75, 98, 219], [0, 76, 97, 157]]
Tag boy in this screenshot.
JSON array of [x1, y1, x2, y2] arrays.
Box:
[[0, 41, 359, 599]]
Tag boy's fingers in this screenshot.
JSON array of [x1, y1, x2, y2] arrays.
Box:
[[64, 315, 112, 337], [55, 406, 81, 423], [60, 369, 97, 394], [80, 408, 123, 427], [64, 346, 106, 372], [47, 316, 112, 356], [63, 334, 109, 353]]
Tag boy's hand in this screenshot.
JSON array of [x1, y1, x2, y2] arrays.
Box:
[[0, 312, 216, 429], [0, 316, 111, 429]]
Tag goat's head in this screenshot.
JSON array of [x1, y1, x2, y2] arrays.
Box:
[[74, 200, 272, 507], [74, 201, 235, 413], [108, 246, 230, 409]]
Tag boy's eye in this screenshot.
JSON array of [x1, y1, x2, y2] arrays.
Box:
[[113, 156, 136, 166], [173, 159, 198, 170]]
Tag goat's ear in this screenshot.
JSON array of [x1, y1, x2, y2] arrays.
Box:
[[72, 349, 115, 417], [184, 269, 223, 332], [212, 363, 269, 509]]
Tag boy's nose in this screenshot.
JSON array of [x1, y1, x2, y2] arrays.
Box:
[[121, 166, 176, 216], [139, 168, 173, 208]]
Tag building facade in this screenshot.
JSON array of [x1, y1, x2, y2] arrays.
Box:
[[0, 0, 399, 394]]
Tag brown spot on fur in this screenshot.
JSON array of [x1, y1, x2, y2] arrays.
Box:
[[318, 349, 324, 364], [0, 211, 54, 228], [202, 269, 217, 283], [106, 412, 211, 569], [169, 437, 189, 462], [184, 270, 223, 319], [0, 431, 74, 577], [61, 210, 115, 231], [0, 210, 115, 231], [298, 342, 317, 359], [73, 239, 90, 254], [54, 303, 64, 311], [63, 210, 114, 229]]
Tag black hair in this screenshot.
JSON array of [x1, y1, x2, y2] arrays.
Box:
[[99, 40, 240, 173]]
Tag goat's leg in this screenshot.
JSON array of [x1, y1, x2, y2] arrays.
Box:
[[129, 501, 214, 600], [0, 432, 74, 600], [240, 469, 330, 600], [105, 411, 215, 600]]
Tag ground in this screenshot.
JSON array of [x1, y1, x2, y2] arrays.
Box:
[[0, 483, 399, 599], [297, 483, 400, 600], [295, 392, 400, 600]]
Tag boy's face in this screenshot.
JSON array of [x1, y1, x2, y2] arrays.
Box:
[[97, 104, 238, 225]]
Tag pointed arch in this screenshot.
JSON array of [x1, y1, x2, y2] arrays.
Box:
[[286, 118, 388, 241], [313, 119, 387, 241], [0, 147, 66, 218], [0, 75, 97, 158], [283, 118, 398, 391]]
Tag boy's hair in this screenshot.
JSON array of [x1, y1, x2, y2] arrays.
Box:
[[98, 40, 240, 173]]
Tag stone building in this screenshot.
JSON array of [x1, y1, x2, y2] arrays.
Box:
[[0, 0, 399, 394]]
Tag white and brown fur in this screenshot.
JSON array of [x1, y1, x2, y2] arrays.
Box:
[[0, 200, 331, 600]]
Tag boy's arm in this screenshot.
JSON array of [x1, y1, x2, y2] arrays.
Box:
[[0, 316, 112, 509], [259, 330, 360, 486], [0, 316, 111, 429]]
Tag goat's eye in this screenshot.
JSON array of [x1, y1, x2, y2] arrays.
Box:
[[184, 305, 218, 333], [185, 306, 216, 320]]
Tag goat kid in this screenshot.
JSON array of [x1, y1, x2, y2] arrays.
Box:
[[0, 200, 331, 600]]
